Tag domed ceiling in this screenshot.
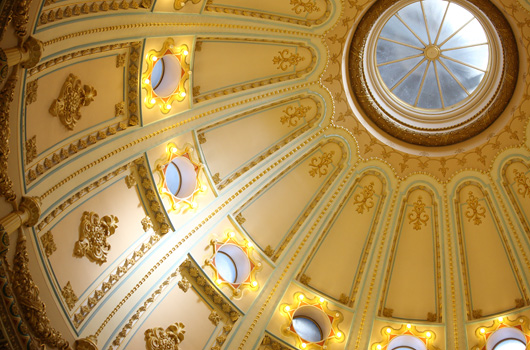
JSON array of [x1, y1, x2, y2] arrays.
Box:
[[0, 0, 530, 349]]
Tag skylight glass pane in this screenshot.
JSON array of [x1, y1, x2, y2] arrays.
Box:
[[417, 63, 442, 108], [442, 19, 487, 49], [439, 57, 484, 93], [378, 56, 424, 89], [216, 252, 237, 283], [292, 317, 323, 343], [442, 45, 489, 71], [436, 2, 473, 44], [393, 60, 427, 105], [397, 2, 429, 44], [377, 39, 423, 64], [380, 16, 424, 47], [422, 0, 448, 42], [437, 61, 468, 106], [165, 162, 182, 196]]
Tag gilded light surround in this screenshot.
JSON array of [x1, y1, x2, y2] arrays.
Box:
[[142, 38, 190, 114], [371, 324, 439, 350], [347, 0, 518, 146], [280, 292, 344, 349], [472, 315, 530, 350]]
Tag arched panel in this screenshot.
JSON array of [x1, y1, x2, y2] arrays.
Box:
[[454, 182, 526, 319], [501, 159, 530, 240], [198, 94, 322, 191], [297, 170, 387, 305], [381, 186, 441, 321], [234, 138, 347, 262]]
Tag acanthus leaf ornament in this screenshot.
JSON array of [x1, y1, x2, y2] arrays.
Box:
[[408, 196, 429, 230], [513, 169, 530, 198], [74, 211, 119, 265], [290, 0, 320, 14], [280, 105, 311, 127], [144, 322, 185, 350], [273, 49, 304, 71], [308, 151, 334, 178], [465, 192, 486, 226], [353, 182, 375, 214], [49, 74, 97, 130]]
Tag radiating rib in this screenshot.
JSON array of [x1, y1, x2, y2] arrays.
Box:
[[437, 58, 470, 95], [415, 60, 431, 106], [420, 1, 432, 45], [377, 54, 424, 67], [440, 54, 486, 72], [395, 13, 428, 47], [379, 37, 424, 50], [433, 2, 450, 45], [441, 42, 488, 51], [390, 57, 426, 91], [438, 17, 475, 47], [433, 61, 445, 108]]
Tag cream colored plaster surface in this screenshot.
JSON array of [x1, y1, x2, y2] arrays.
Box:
[[385, 189, 437, 320], [200, 98, 317, 179], [47, 177, 146, 298], [25, 56, 124, 155], [208, 0, 329, 20]]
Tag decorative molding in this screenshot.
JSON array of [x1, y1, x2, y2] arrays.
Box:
[[465, 192, 486, 226], [280, 105, 311, 127], [12, 0, 32, 37], [371, 324, 439, 350], [141, 216, 153, 232], [125, 174, 136, 188], [193, 86, 201, 96], [25, 79, 38, 105], [299, 274, 311, 285], [212, 173, 220, 185], [513, 169, 530, 198], [74, 335, 98, 350], [290, 0, 319, 14], [204, 0, 331, 27], [408, 196, 429, 230], [208, 310, 221, 326], [39, 0, 152, 26], [472, 309, 483, 319], [382, 307, 393, 317], [261, 334, 296, 350], [114, 101, 125, 117], [12, 234, 71, 349], [210, 324, 232, 350], [308, 151, 334, 178], [235, 213, 245, 225], [0, 67, 18, 201], [73, 211, 119, 265], [40, 230, 56, 257], [427, 312, 437, 322], [339, 293, 350, 305], [471, 316, 530, 350], [116, 53, 126, 67], [264, 245, 274, 257], [174, 0, 201, 9], [25, 135, 37, 164], [273, 49, 304, 71], [178, 277, 190, 292], [49, 73, 97, 130], [198, 133, 206, 144], [353, 182, 375, 214], [62, 281, 78, 310], [145, 323, 185, 350]]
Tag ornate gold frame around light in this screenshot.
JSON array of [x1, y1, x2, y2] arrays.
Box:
[[205, 231, 261, 297], [280, 292, 344, 349], [471, 315, 530, 350], [142, 38, 190, 114], [347, 0, 518, 146], [154, 142, 206, 213], [370, 323, 440, 350]]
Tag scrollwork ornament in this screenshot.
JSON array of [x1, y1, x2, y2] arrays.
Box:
[[353, 182, 375, 214], [408, 196, 429, 230], [465, 192, 486, 226], [290, 0, 319, 14], [74, 211, 119, 265], [280, 105, 311, 127], [273, 49, 304, 71], [513, 169, 530, 198], [144, 323, 185, 350], [49, 74, 97, 130], [308, 151, 334, 178]]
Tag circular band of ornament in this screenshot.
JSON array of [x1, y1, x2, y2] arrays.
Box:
[[347, 0, 518, 146]]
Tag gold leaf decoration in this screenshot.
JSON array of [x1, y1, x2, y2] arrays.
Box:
[[145, 323, 185, 350], [208, 310, 221, 326], [25, 79, 38, 105], [513, 169, 530, 198], [74, 211, 119, 265], [299, 274, 311, 285], [272, 49, 304, 71], [125, 174, 136, 188], [49, 74, 97, 130], [408, 196, 429, 230], [115, 101, 125, 117], [40, 230, 56, 257], [235, 213, 246, 225], [280, 105, 311, 127], [25, 135, 37, 164], [116, 53, 126, 67], [353, 182, 375, 214], [61, 281, 78, 310], [465, 192, 486, 226], [382, 307, 393, 317], [178, 277, 190, 292], [141, 216, 153, 232], [290, 0, 320, 14], [308, 151, 334, 178]]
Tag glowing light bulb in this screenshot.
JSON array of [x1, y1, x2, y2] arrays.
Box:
[[480, 328, 486, 334], [298, 295, 304, 301], [498, 317, 503, 322], [319, 297, 325, 303], [301, 343, 306, 349], [229, 232, 235, 237], [217, 279, 222, 284], [150, 98, 156, 104], [201, 184, 207, 192], [144, 78, 150, 84], [152, 56, 158, 62], [247, 241, 253, 248], [284, 305, 290, 312], [426, 332, 432, 338], [336, 332, 342, 338], [166, 104, 172, 110], [251, 281, 258, 287], [377, 345, 382, 350], [183, 50, 189, 56], [180, 91, 186, 98], [386, 328, 391, 334], [170, 147, 177, 154], [145, 54, 150, 59], [407, 324, 411, 329], [190, 202, 197, 209]]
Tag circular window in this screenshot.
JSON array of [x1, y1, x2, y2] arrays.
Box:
[[347, 0, 518, 146], [150, 55, 182, 98], [388, 335, 427, 350], [487, 328, 527, 350], [291, 306, 332, 344], [215, 244, 251, 284], [164, 156, 197, 199]]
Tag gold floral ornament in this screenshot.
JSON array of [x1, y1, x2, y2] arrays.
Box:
[[281, 292, 344, 349], [465, 191, 486, 226], [206, 231, 261, 298], [371, 324, 439, 350], [308, 151, 334, 178], [145, 322, 185, 350], [353, 182, 375, 214], [280, 105, 311, 127], [142, 38, 190, 114], [408, 196, 429, 230], [513, 169, 530, 198], [472, 316, 530, 350], [290, 0, 320, 14], [155, 142, 207, 213], [49, 73, 97, 130], [273, 49, 304, 71], [74, 211, 119, 265]]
